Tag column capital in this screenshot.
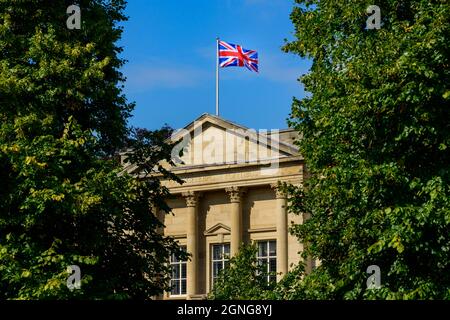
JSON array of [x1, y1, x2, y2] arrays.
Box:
[[271, 183, 287, 199], [182, 191, 201, 207], [225, 186, 246, 203]]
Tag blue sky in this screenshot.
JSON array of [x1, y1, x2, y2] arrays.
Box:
[[119, 0, 311, 131]]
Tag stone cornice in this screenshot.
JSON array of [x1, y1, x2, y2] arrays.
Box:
[[166, 173, 302, 195], [156, 155, 303, 177]]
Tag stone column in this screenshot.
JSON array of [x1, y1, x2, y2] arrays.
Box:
[[225, 187, 246, 257], [271, 184, 288, 280], [183, 191, 200, 299]]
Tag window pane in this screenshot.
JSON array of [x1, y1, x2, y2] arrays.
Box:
[[171, 280, 180, 295], [173, 265, 180, 279], [260, 260, 268, 273], [269, 241, 276, 256], [181, 263, 187, 278], [258, 242, 267, 257], [223, 244, 230, 255], [213, 245, 222, 260], [269, 258, 277, 273], [213, 262, 221, 277], [181, 279, 187, 294]]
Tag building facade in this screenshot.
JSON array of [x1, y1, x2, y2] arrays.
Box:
[[125, 113, 308, 299]]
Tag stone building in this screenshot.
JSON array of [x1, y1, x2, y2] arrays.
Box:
[[124, 113, 307, 299]]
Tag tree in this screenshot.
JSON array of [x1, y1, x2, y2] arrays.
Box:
[[282, 0, 450, 299], [0, 0, 133, 155], [208, 244, 276, 300], [0, 1, 186, 299]]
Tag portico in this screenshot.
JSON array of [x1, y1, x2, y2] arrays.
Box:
[[124, 113, 306, 299]]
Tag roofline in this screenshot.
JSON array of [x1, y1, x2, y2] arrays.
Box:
[[168, 113, 298, 153]]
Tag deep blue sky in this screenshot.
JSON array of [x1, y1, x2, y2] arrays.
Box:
[[119, 0, 311, 131]]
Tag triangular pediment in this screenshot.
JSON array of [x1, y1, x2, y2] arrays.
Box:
[[203, 223, 231, 236], [169, 113, 298, 168], [121, 113, 300, 175]]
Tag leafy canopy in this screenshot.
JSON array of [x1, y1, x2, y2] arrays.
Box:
[[208, 244, 277, 300], [282, 0, 450, 299], [0, 1, 186, 299]]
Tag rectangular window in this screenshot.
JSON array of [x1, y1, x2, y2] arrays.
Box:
[[170, 246, 187, 296], [257, 240, 277, 284], [211, 243, 230, 287]]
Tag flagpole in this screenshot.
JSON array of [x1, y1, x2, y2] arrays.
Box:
[[216, 37, 219, 117]]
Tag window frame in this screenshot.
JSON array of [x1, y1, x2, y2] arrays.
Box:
[[169, 246, 187, 297], [210, 243, 230, 288], [256, 240, 277, 284]]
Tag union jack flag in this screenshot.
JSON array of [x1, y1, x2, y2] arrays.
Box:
[[218, 40, 258, 73]]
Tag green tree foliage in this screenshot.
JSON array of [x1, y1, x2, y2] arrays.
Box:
[[208, 244, 276, 300], [0, 0, 133, 155], [282, 0, 450, 299], [0, 1, 186, 299]]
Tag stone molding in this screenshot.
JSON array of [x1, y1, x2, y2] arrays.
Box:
[[225, 186, 247, 203], [182, 191, 201, 207]]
